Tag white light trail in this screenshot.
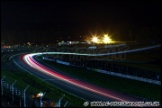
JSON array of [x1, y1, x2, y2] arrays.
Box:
[[20, 44, 160, 101]]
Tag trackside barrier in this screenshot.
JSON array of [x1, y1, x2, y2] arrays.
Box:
[[87, 68, 161, 85], [43, 57, 161, 85]]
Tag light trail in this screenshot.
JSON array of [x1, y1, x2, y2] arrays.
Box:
[[23, 53, 129, 101], [41, 44, 161, 56], [20, 45, 160, 101]]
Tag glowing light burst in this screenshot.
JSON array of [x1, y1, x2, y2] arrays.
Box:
[[90, 34, 112, 44], [103, 34, 112, 44], [92, 36, 99, 43]]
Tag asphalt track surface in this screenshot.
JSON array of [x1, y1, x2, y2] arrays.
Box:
[[13, 54, 147, 102]]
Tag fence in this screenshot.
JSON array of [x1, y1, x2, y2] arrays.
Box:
[[1, 76, 68, 107]]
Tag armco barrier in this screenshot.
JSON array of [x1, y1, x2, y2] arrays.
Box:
[[43, 57, 161, 85]]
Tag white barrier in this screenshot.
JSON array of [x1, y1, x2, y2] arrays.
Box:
[[87, 68, 161, 85], [43, 57, 160, 85], [43, 57, 70, 66]]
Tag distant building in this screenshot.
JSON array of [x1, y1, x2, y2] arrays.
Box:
[[58, 41, 79, 46]]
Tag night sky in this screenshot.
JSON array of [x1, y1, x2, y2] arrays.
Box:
[[1, 1, 161, 45]]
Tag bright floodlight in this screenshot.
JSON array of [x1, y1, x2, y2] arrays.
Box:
[[103, 34, 111, 44], [92, 36, 99, 43]]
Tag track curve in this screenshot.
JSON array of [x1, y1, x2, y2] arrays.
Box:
[[13, 52, 145, 101]]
